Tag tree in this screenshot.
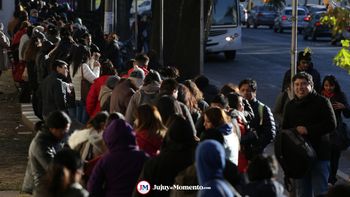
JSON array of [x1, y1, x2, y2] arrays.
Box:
[[151, 0, 212, 80], [321, 4, 350, 73]]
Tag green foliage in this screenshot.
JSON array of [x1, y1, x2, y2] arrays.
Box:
[[321, 7, 350, 36], [320, 6, 350, 71], [334, 40, 350, 73]]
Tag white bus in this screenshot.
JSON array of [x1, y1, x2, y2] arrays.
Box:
[[206, 0, 242, 60]]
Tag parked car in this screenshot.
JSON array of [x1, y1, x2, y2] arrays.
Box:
[[273, 7, 308, 33], [303, 11, 332, 40], [304, 4, 327, 14], [246, 5, 278, 29]]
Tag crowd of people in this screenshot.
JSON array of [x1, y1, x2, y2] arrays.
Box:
[[1, 0, 350, 197]]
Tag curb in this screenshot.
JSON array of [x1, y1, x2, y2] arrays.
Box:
[[20, 104, 40, 131]]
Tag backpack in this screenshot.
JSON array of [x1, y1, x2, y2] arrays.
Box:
[[274, 129, 316, 179]]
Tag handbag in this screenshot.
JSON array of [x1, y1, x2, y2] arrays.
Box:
[[331, 122, 350, 150], [80, 66, 91, 102], [275, 129, 317, 179]]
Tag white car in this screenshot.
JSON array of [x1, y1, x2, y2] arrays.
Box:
[[273, 7, 308, 33], [130, 0, 152, 15]]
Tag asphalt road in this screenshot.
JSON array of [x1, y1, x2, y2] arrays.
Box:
[[204, 26, 350, 183]]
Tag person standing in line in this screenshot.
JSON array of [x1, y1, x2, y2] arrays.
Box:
[[282, 49, 321, 93], [320, 75, 350, 185], [0, 22, 10, 84], [36, 148, 89, 197], [41, 60, 70, 119], [21, 111, 71, 195], [283, 72, 336, 197], [239, 78, 276, 160], [70, 45, 100, 124]]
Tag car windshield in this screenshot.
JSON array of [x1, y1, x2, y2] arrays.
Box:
[[212, 0, 238, 26], [285, 10, 306, 15]]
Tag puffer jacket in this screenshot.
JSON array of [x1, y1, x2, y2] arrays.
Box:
[[22, 127, 65, 194]]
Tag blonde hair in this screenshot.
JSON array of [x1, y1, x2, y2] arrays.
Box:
[[204, 107, 231, 128]]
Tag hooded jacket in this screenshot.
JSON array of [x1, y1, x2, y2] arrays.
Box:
[[87, 119, 148, 197], [217, 123, 240, 166], [110, 79, 137, 115], [125, 81, 160, 125], [196, 140, 234, 197]]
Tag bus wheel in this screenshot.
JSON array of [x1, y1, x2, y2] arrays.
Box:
[[224, 51, 236, 60]]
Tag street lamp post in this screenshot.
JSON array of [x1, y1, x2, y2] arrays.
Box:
[[291, 0, 298, 97], [159, 0, 164, 65]]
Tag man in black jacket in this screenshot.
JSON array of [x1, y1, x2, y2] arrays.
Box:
[[239, 78, 276, 159], [283, 72, 336, 197], [41, 60, 70, 118]]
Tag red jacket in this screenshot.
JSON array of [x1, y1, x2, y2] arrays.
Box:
[[86, 75, 110, 117], [237, 117, 249, 173], [127, 65, 149, 77], [135, 129, 163, 157]]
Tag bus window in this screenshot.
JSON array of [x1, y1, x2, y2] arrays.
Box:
[[212, 0, 238, 26]]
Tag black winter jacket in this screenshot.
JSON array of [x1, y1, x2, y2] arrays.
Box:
[[282, 91, 337, 160]]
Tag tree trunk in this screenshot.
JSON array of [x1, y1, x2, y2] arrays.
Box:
[[151, 0, 206, 80], [116, 0, 133, 41]]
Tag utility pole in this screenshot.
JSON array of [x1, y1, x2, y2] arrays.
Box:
[[159, 0, 164, 65], [134, 0, 138, 52], [291, 0, 298, 97], [199, 0, 204, 74]]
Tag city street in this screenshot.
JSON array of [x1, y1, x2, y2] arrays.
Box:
[[205, 26, 350, 181]]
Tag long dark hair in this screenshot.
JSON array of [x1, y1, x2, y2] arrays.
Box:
[[71, 45, 91, 77], [321, 75, 342, 94]]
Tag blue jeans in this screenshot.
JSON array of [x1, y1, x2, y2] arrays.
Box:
[[74, 100, 89, 124], [295, 160, 330, 197]]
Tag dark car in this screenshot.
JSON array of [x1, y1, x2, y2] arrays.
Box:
[[246, 5, 278, 29], [303, 11, 332, 40]]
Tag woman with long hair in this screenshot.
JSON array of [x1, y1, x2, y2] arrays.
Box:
[[178, 83, 201, 124], [134, 104, 167, 157], [321, 75, 350, 185], [70, 45, 100, 124], [183, 79, 209, 111], [204, 107, 240, 166]]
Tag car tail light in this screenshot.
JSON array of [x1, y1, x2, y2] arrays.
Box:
[[315, 22, 321, 26], [304, 16, 310, 21], [257, 12, 263, 17], [281, 15, 287, 21]]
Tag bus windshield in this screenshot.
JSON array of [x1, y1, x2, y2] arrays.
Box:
[[212, 0, 238, 26]]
